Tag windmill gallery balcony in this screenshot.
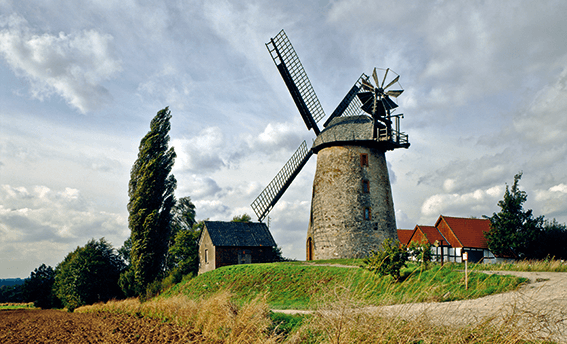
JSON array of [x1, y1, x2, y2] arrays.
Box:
[[312, 115, 410, 153]]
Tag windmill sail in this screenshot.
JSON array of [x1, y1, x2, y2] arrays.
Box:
[[251, 140, 313, 222], [267, 30, 325, 135], [323, 74, 368, 127]]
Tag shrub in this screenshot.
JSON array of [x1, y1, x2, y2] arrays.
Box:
[[363, 239, 408, 280]]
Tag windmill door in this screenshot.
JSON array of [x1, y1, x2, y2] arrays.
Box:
[[307, 237, 314, 261], [238, 250, 252, 264]]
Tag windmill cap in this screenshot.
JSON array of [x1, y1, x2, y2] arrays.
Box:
[[312, 115, 378, 153]]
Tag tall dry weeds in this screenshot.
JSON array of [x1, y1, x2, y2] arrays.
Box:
[[77, 290, 279, 344], [284, 280, 564, 344]]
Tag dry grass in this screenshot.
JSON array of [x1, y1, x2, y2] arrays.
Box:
[[285, 284, 565, 344], [76, 274, 565, 343], [485, 259, 567, 272], [77, 290, 279, 343]]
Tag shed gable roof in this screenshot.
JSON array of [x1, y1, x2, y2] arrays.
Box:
[[204, 221, 276, 247], [435, 216, 491, 249]]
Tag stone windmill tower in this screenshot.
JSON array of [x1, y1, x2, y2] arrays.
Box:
[[251, 30, 410, 260]]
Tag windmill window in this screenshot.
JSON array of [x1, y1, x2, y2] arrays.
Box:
[[360, 153, 369, 167], [364, 207, 371, 220], [362, 180, 370, 193]]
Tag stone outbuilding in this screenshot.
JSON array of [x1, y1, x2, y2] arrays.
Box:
[[198, 221, 277, 275]]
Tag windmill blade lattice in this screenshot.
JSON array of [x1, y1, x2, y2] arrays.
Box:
[[323, 74, 368, 127], [266, 30, 325, 135], [251, 141, 313, 222]]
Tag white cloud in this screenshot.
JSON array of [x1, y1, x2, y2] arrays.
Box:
[[420, 185, 504, 221], [514, 67, 567, 145], [193, 199, 230, 220], [173, 127, 226, 173], [534, 183, 567, 217], [0, 13, 122, 113], [0, 184, 127, 277], [244, 121, 304, 153], [137, 65, 195, 111]]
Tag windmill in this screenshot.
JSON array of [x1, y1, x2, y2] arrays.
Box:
[[251, 30, 410, 260]]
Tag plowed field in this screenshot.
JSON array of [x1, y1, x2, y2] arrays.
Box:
[[0, 309, 195, 343]]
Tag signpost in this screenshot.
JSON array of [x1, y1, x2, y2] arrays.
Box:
[[463, 252, 469, 290]]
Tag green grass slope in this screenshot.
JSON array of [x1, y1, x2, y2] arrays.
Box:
[[162, 262, 526, 310]]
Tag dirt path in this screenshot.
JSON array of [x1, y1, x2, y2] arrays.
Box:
[[375, 271, 567, 342], [274, 271, 567, 342], [0, 309, 195, 343]]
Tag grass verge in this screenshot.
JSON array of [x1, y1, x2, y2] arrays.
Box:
[[161, 262, 526, 309], [0, 302, 36, 310], [461, 259, 567, 272]]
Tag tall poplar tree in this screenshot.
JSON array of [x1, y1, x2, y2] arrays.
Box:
[[125, 107, 177, 295]]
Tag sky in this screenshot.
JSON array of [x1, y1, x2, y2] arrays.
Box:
[[1, 0, 567, 279]]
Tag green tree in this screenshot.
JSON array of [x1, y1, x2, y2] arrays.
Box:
[[232, 213, 251, 223], [54, 238, 124, 311], [363, 239, 409, 281], [164, 196, 196, 271], [118, 237, 132, 266], [484, 172, 544, 259], [168, 221, 203, 278], [124, 107, 177, 295], [539, 219, 567, 259], [22, 264, 59, 309]]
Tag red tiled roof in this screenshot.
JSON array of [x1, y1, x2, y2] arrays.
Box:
[[435, 216, 491, 249], [417, 225, 445, 244], [397, 229, 414, 245]]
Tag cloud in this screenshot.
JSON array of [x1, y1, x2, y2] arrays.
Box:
[[420, 185, 504, 220], [0, 13, 122, 113], [173, 127, 226, 173], [244, 121, 305, 153], [0, 184, 127, 241], [137, 65, 195, 111], [534, 183, 567, 217], [193, 199, 230, 220], [514, 67, 567, 146]]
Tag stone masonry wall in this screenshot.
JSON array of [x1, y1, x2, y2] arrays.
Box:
[[307, 145, 399, 259]]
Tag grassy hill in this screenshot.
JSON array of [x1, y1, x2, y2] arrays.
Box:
[[161, 262, 526, 310], [77, 262, 543, 343]]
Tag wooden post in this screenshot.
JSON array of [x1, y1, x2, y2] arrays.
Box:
[[463, 252, 469, 290]]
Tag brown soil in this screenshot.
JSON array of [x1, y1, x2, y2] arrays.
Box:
[[0, 308, 196, 343]]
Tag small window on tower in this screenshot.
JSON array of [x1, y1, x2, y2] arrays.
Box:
[[360, 153, 369, 167], [364, 207, 371, 220], [362, 179, 370, 193]]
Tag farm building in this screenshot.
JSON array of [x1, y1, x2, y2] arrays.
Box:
[[396, 229, 414, 246], [407, 215, 494, 263], [198, 221, 277, 274]]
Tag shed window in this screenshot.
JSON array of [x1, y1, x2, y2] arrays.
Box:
[[205, 249, 208, 264], [364, 207, 371, 220], [360, 153, 369, 167], [362, 179, 370, 193]]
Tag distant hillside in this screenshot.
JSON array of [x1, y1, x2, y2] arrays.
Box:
[[0, 278, 25, 288]]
